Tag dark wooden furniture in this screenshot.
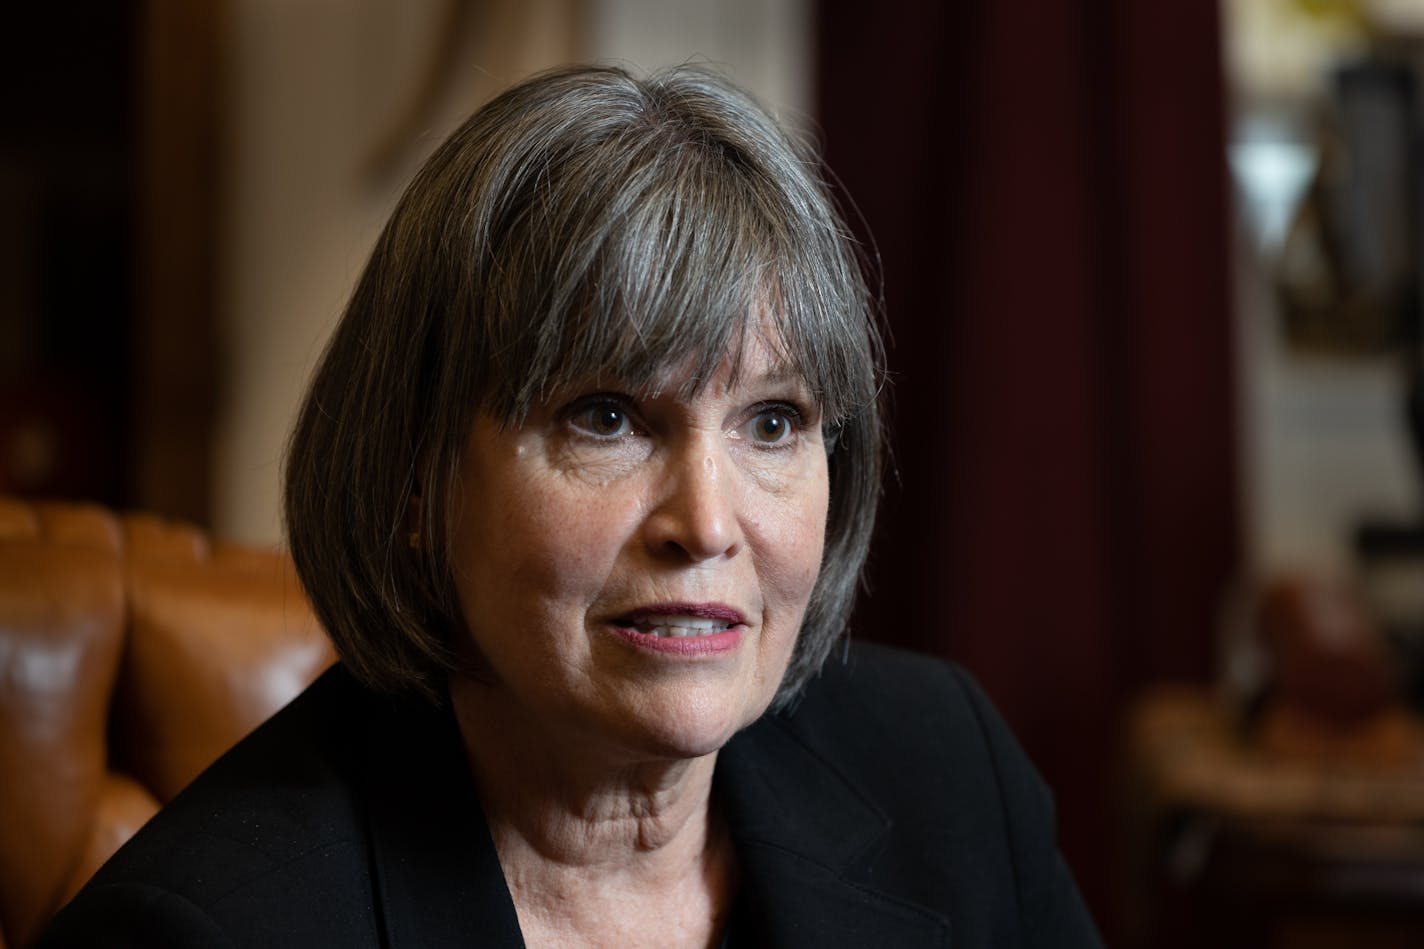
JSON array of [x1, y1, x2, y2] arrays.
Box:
[[1122, 687, 1424, 949]]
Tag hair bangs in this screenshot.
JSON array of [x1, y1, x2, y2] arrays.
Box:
[[489, 136, 872, 433]]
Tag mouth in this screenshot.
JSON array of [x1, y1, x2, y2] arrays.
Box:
[[618, 615, 739, 638], [608, 604, 747, 646]]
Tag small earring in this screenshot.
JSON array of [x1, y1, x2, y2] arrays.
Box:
[[408, 531, 420, 550]]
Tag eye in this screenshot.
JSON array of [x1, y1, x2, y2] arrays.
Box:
[[567, 397, 638, 439], [745, 405, 799, 446]]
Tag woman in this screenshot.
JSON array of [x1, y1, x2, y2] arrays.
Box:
[[42, 65, 1101, 947]]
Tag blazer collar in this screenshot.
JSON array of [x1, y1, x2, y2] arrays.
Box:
[[359, 689, 950, 949], [716, 715, 952, 948]]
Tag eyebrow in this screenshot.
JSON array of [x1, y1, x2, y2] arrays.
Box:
[[719, 359, 814, 394], [546, 350, 814, 406], [759, 364, 807, 385]]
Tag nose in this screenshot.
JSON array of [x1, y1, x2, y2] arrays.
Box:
[[642, 442, 743, 562]]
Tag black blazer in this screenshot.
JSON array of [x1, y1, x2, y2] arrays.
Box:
[[40, 644, 1102, 948]]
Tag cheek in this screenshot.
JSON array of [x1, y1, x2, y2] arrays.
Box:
[[789, 510, 829, 602], [452, 479, 631, 676], [758, 469, 830, 606], [476, 473, 633, 603]]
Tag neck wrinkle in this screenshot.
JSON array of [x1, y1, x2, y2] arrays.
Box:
[[449, 673, 721, 875]]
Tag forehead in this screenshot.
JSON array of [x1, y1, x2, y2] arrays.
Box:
[[664, 329, 812, 402], [546, 318, 812, 406]]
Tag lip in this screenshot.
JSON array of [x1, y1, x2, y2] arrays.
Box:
[[605, 602, 747, 658]]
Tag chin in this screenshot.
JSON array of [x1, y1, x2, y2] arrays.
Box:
[[622, 689, 766, 761]]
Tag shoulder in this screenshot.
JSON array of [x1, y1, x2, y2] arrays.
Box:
[[802, 640, 981, 715], [41, 667, 381, 948], [783, 641, 1024, 783], [751, 642, 1104, 948], [727, 643, 1029, 870], [777, 642, 1048, 824]]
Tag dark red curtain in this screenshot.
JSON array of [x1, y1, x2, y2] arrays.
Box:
[[817, 1, 1239, 933]]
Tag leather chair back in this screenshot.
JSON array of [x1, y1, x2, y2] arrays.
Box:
[[0, 498, 334, 949]]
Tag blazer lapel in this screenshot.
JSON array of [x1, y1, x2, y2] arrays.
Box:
[[717, 716, 953, 949], [361, 694, 526, 949]]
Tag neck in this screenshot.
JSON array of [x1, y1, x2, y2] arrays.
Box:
[[449, 674, 736, 947], [449, 672, 726, 865]]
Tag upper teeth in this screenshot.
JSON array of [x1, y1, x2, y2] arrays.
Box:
[[636, 615, 732, 638]]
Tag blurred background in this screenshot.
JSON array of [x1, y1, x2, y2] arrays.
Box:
[[6, 0, 1424, 945]]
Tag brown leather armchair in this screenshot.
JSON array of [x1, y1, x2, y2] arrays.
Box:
[[0, 497, 334, 949]]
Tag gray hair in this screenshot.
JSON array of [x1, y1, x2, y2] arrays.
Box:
[[284, 63, 884, 708]]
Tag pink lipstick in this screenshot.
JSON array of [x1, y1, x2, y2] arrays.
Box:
[[606, 603, 746, 657]]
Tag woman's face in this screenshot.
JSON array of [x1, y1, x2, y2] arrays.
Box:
[[449, 331, 828, 764]]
